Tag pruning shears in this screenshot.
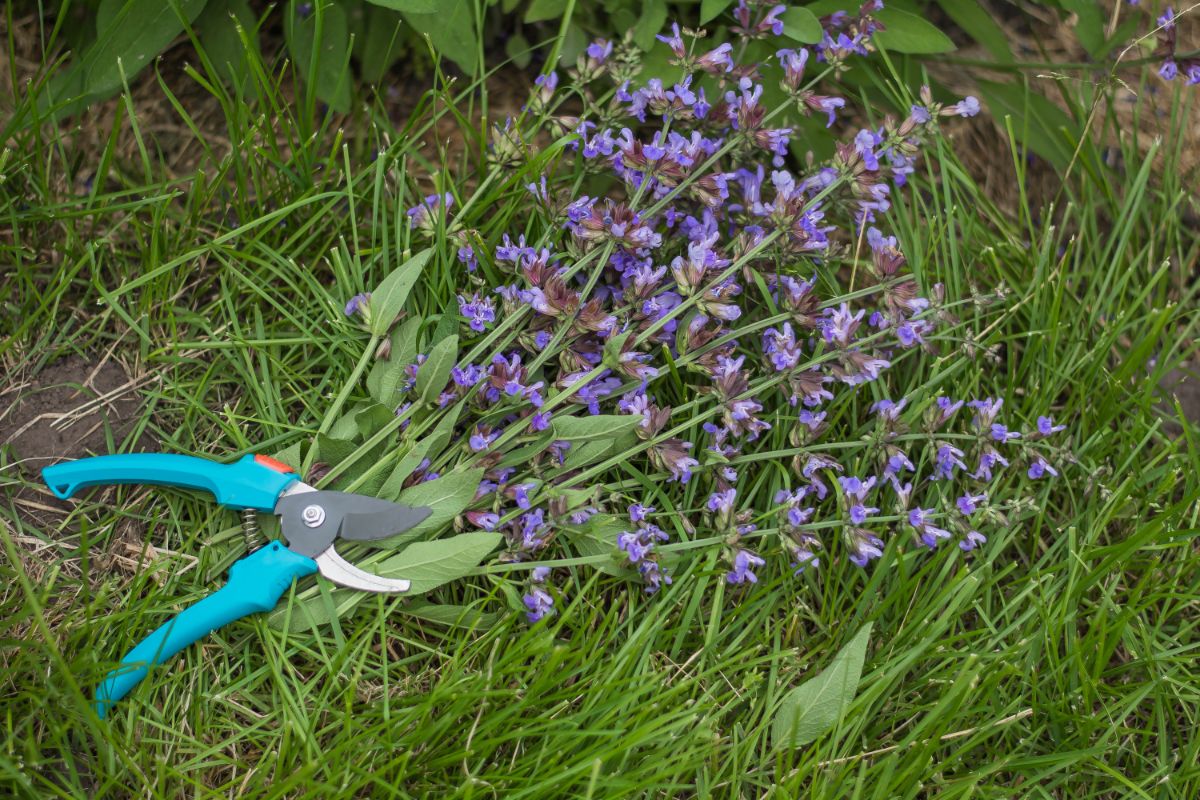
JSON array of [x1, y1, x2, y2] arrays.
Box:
[[42, 452, 431, 718]]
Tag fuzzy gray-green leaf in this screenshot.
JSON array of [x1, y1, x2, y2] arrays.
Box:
[[417, 334, 457, 406], [368, 249, 432, 335], [551, 414, 642, 443], [772, 622, 873, 749]]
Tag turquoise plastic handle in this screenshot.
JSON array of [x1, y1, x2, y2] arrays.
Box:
[[42, 453, 296, 511], [94, 542, 318, 719]]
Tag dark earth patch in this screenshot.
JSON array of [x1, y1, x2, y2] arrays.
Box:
[[1, 354, 145, 470], [1, 354, 153, 539], [1159, 361, 1200, 438]]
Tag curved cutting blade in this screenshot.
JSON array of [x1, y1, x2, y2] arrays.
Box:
[[313, 546, 411, 593], [339, 503, 431, 542]]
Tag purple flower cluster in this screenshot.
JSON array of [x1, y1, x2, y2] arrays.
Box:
[[352, 4, 1072, 612], [1153, 7, 1200, 83]]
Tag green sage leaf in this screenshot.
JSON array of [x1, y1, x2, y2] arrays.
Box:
[[873, 8, 955, 54], [368, 248, 433, 336], [772, 622, 873, 749], [417, 334, 457, 407], [700, 0, 734, 24], [551, 414, 642, 443], [781, 7, 822, 43]]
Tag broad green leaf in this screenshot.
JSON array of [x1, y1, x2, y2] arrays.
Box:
[[551, 414, 642, 443], [781, 7, 822, 44], [355, 403, 396, 438], [327, 409, 361, 440], [525, 0, 567, 23], [633, 0, 668, 51], [772, 622, 873, 749], [378, 404, 462, 500], [269, 532, 500, 632], [417, 334, 457, 406], [358, 5, 406, 83], [366, 316, 421, 403], [195, 0, 261, 90], [284, 0, 353, 113], [399, 601, 501, 629], [562, 515, 629, 577], [874, 8, 955, 54], [365, 0, 439, 12], [271, 443, 303, 472], [560, 22, 588, 62], [374, 531, 502, 593], [933, 0, 1010, 62], [560, 439, 615, 472], [377, 468, 485, 547], [505, 31, 533, 69], [402, 0, 479, 74], [700, 0, 734, 25], [975, 79, 1080, 172], [368, 248, 432, 335], [83, 0, 208, 95], [1059, 0, 1105, 57], [378, 440, 431, 501], [496, 434, 555, 469], [314, 433, 358, 467]]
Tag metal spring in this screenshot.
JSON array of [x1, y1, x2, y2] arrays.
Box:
[[241, 508, 266, 552]]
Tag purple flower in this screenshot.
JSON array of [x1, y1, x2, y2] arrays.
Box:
[[697, 43, 734, 73], [511, 482, 537, 509], [586, 38, 613, 64], [1159, 7, 1176, 29], [656, 22, 685, 58], [933, 396, 964, 427], [991, 423, 1021, 443], [933, 444, 967, 480], [406, 193, 453, 233], [457, 245, 477, 272], [847, 529, 885, 567], [974, 448, 1010, 481], [344, 292, 370, 318], [1027, 456, 1059, 479], [1036, 416, 1066, 437], [523, 587, 554, 623], [956, 492, 986, 516], [959, 530, 987, 552], [777, 48, 809, 89], [618, 531, 652, 563], [908, 507, 952, 548], [1160, 59, 1179, 80], [467, 511, 500, 531], [950, 96, 980, 117], [458, 292, 496, 332], [639, 560, 672, 594], [872, 398, 907, 421], [726, 549, 766, 584], [629, 503, 654, 523], [839, 475, 879, 524]]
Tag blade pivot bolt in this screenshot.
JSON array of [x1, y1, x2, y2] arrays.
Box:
[[301, 505, 326, 528]]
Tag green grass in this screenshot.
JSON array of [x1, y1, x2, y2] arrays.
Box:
[[3, 24, 1200, 800]]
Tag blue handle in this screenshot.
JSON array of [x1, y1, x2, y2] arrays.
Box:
[[43, 453, 297, 511], [95, 542, 318, 718]]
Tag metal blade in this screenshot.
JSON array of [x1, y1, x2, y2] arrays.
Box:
[[339, 504, 431, 542], [313, 546, 411, 593]]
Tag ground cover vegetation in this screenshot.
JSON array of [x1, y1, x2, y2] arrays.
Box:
[[1, 0, 1198, 797]]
